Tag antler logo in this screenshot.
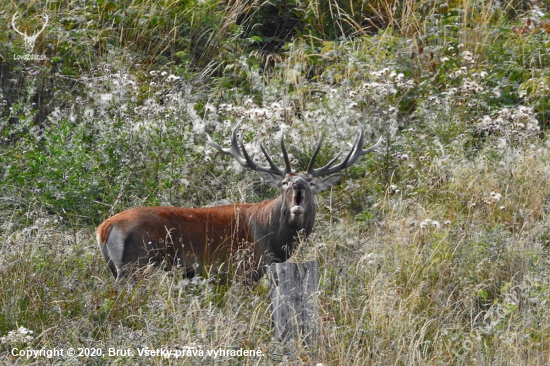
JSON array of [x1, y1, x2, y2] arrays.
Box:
[[11, 11, 49, 54]]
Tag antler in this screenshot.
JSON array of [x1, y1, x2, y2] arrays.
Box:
[[11, 12, 26, 37], [35, 14, 49, 37], [11, 12, 48, 37], [209, 123, 382, 179], [11, 12, 49, 53], [207, 122, 290, 177], [307, 127, 383, 177]]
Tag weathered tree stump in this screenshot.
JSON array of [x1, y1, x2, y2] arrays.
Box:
[[268, 261, 319, 346]]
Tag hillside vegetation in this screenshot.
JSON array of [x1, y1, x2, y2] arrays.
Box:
[[1, 0, 550, 364]]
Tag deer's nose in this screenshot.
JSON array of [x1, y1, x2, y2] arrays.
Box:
[[292, 179, 307, 190]]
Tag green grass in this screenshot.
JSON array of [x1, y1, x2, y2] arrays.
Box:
[[2, 0, 550, 364]]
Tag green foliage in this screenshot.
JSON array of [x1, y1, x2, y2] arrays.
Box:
[[2, 0, 550, 364]]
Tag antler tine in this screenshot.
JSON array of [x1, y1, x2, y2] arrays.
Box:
[[239, 139, 285, 177], [311, 151, 341, 173], [260, 143, 283, 173], [207, 122, 248, 166], [11, 12, 27, 37], [35, 14, 49, 36], [310, 127, 381, 177], [356, 136, 383, 157], [306, 132, 323, 173], [11, 12, 49, 38], [280, 127, 292, 174], [309, 127, 363, 177], [208, 122, 285, 177]]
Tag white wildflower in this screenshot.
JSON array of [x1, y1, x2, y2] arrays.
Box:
[[361, 253, 384, 266], [1, 327, 34, 345], [483, 192, 503, 205], [420, 218, 441, 230], [270, 102, 281, 110], [462, 51, 474, 63], [166, 74, 180, 82]]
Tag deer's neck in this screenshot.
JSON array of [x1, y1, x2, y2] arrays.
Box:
[[242, 196, 316, 261]]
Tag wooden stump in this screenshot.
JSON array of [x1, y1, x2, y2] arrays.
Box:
[[268, 261, 319, 346]]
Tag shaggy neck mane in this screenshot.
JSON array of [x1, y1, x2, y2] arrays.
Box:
[[241, 196, 316, 261]]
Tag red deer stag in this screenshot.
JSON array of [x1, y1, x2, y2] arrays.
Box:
[[97, 123, 381, 282]]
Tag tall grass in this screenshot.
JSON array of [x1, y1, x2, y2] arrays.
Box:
[[1, 0, 550, 364]]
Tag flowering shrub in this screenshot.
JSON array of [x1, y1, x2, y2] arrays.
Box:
[[1, 1, 550, 365], [475, 105, 540, 145]]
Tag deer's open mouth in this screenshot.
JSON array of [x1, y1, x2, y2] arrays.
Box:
[[294, 190, 304, 206], [291, 191, 305, 215]]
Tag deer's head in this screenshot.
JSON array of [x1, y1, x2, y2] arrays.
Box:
[[12, 11, 49, 53], [208, 123, 382, 227]]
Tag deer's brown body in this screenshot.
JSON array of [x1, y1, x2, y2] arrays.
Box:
[[97, 124, 381, 282]]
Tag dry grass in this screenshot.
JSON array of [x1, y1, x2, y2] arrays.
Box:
[[2, 0, 550, 364], [2, 146, 550, 365]]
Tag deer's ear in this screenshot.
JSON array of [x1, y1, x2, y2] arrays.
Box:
[[257, 170, 282, 188], [314, 174, 343, 191]]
